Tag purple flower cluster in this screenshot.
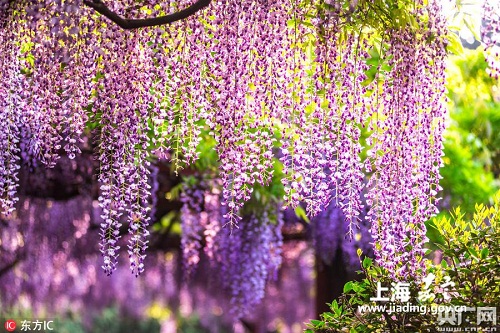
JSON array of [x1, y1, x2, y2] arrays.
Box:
[[366, 1, 448, 280], [20, 0, 90, 167], [149, 6, 208, 171], [482, 0, 500, 79], [279, 4, 371, 239], [214, 209, 283, 319], [200, 0, 282, 226], [179, 180, 283, 319], [180, 183, 206, 277], [0, 27, 23, 215], [93, 27, 154, 276], [0, 0, 460, 279]]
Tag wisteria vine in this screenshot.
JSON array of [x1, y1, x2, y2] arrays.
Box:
[[1, 0, 497, 281]]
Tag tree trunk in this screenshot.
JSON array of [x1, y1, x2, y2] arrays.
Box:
[[315, 246, 350, 318]]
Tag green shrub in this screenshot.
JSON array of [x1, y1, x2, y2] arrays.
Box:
[[306, 192, 500, 333]]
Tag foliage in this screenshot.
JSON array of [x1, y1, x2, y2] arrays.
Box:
[[306, 192, 500, 332], [438, 49, 500, 216], [427, 204, 500, 307], [91, 307, 161, 333], [446, 48, 500, 179]]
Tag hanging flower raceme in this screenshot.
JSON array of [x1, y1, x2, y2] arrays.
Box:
[[214, 207, 283, 319], [0, 17, 23, 215], [20, 0, 85, 167], [93, 25, 154, 276], [150, 0, 209, 171], [278, 1, 371, 239], [180, 183, 206, 277], [482, 0, 500, 79], [366, 0, 447, 280], [201, 0, 282, 226]]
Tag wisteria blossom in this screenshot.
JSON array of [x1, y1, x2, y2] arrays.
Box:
[[366, 1, 448, 280], [213, 209, 284, 318], [482, 0, 500, 79], [1, 0, 489, 280], [178, 179, 283, 318]]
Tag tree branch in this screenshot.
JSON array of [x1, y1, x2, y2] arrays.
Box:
[[83, 0, 211, 30]]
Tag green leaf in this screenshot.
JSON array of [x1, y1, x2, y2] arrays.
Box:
[[305, 101, 317, 116], [294, 206, 310, 223], [352, 284, 364, 293], [310, 319, 324, 327], [362, 257, 373, 269], [468, 247, 479, 259], [287, 19, 297, 29], [425, 218, 446, 246], [447, 32, 464, 55], [344, 281, 354, 293], [480, 247, 489, 259]]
